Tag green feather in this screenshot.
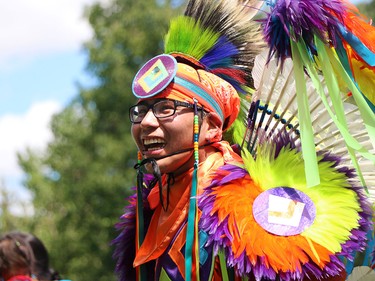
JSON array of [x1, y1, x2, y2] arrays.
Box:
[[164, 16, 219, 60]]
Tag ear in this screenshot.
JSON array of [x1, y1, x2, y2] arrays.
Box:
[[203, 112, 223, 142]]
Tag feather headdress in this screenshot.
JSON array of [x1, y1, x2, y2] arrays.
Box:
[[164, 0, 266, 92]]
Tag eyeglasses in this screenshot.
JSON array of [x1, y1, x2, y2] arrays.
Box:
[[129, 99, 202, 124]]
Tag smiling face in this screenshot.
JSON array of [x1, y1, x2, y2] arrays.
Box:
[[131, 99, 213, 176]]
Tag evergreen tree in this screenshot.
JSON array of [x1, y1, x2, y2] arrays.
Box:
[[0, 180, 32, 232], [18, 0, 185, 280]]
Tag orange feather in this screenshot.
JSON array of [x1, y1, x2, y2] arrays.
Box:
[[210, 175, 333, 274]]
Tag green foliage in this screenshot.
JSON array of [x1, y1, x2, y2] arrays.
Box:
[[16, 0, 186, 280], [0, 184, 30, 232], [357, 0, 375, 19]]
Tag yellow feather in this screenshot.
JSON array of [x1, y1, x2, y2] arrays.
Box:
[[242, 142, 361, 254], [351, 58, 375, 106]]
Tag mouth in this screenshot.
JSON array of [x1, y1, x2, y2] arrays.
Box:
[[142, 137, 166, 152]]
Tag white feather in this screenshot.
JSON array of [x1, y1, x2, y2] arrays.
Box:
[[346, 266, 375, 281]]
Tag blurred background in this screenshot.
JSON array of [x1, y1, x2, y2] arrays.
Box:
[[0, 0, 374, 280]]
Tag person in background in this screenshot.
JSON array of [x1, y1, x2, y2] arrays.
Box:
[[0, 232, 66, 281], [7, 233, 60, 281], [0, 232, 35, 281]]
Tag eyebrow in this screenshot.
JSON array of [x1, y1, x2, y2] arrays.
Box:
[[136, 99, 164, 107]]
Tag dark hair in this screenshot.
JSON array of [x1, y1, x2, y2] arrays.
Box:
[[0, 233, 32, 279], [0, 232, 61, 281]]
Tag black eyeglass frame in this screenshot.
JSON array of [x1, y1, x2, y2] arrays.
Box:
[[129, 99, 205, 124]]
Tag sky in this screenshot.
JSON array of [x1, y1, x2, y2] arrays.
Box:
[[0, 0, 369, 215], [0, 0, 110, 214]]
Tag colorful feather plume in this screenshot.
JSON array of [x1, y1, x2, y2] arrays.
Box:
[[243, 49, 375, 201], [164, 0, 266, 92], [261, 0, 346, 62], [199, 131, 373, 280], [223, 1, 375, 278], [261, 0, 375, 99], [251, 0, 375, 188]]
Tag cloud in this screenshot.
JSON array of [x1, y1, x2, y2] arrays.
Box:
[[0, 0, 108, 69], [0, 0, 110, 214], [0, 101, 61, 182]]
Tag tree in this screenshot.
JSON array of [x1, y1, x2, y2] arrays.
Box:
[[18, 0, 186, 280], [357, 0, 375, 19], [0, 181, 30, 232], [1, 183, 18, 231]]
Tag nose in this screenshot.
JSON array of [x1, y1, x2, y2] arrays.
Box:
[[140, 109, 159, 128]]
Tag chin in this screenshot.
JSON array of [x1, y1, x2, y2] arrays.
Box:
[[142, 157, 174, 174], [156, 153, 194, 175]]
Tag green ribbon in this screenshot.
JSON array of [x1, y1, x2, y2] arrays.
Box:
[[294, 36, 375, 191], [290, 39, 320, 187], [185, 166, 199, 281], [328, 47, 375, 150], [218, 250, 229, 281], [315, 38, 368, 188]]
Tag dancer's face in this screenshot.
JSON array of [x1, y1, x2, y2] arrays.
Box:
[[131, 98, 211, 175]]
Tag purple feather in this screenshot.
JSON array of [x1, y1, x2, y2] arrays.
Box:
[[112, 189, 138, 281], [112, 174, 155, 281], [261, 0, 347, 62], [321, 152, 373, 260], [218, 165, 248, 184]]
